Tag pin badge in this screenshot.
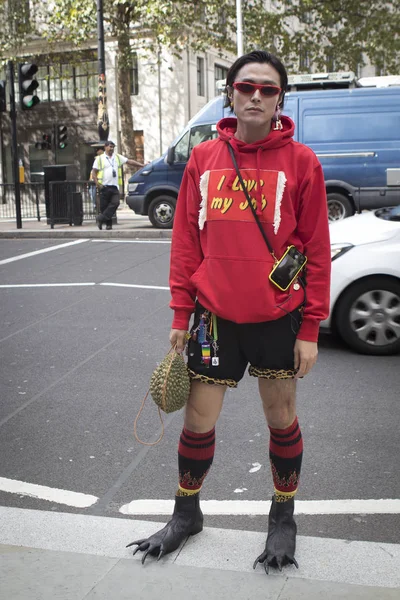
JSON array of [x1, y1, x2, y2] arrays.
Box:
[[293, 282, 300, 291]]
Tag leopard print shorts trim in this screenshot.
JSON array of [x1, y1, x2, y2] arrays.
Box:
[[248, 366, 296, 379], [188, 368, 238, 388]]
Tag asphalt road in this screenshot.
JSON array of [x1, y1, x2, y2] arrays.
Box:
[[1, 238, 399, 545]]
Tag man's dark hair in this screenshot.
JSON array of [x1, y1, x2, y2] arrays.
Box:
[[104, 140, 115, 147], [224, 50, 288, 110]]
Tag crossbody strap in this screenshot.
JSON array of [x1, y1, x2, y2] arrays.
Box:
[[226, 141, 277, 262]]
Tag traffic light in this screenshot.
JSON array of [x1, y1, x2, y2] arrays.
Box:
[[57, 125, 68, 149], [18, 63, 40, 110], [35, 134, 52, 150], [0, 80, 6, 113]]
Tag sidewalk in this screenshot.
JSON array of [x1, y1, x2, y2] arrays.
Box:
[[0, 206, 172, 240], [1, 507, 399, 599]]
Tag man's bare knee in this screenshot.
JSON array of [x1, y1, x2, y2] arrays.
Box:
[[258, 378, 297, 429], [184, 380, 226, 433]]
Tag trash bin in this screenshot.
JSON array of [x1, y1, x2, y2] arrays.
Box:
[[43, 164, 77, 225], [70, 191, 83, 226]]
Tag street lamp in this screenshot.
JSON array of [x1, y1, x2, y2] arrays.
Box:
[[97, 0, 110, 141], [236, 0, 243, 56]]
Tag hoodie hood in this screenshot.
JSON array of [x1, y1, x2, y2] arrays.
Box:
[[216, 116, 295, 216], [216, 115, 295, 152]]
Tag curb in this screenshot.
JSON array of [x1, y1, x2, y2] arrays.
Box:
[[0, 229, 172, 240]]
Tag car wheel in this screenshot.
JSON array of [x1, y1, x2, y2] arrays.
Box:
[[335, 277, 400, 355], [327, 193, 354, 222], [148, 195, 176, 229]]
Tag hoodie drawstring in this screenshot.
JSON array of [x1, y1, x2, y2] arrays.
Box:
[[255, 147, 263, 216]]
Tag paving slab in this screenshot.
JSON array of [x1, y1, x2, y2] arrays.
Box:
[[1, 507, 399, 591], [1, 544, 399, 600]]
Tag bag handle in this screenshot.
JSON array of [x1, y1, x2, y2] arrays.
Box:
[[226, 141, 277, 262], [133, 345, 177, 447]]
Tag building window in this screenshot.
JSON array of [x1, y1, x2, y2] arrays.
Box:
[[326, 51, 336, 73], [299, 49, 311, 73], [197, 57, 205, 97], [9, 0, 30, 34], [75, 61, 97, 100], [35, 61, 97, 102], [130, 53, 139, 96], [214, 63, 228, 94]]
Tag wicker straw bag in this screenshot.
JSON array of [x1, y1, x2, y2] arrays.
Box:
[[134, 346, 191, 446]]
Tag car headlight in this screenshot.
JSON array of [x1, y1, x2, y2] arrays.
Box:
[[331, 243, 354, 261], [128, 182, 140, 192]]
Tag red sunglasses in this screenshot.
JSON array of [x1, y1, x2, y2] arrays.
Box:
[[233, 82, 281, 97]]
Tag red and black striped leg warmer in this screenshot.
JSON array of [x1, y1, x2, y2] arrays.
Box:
[[269, 416, 303, 503], [177, 427, 216, 496]]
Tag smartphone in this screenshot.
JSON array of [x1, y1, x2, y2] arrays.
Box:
[[269, 245, 307, 291]]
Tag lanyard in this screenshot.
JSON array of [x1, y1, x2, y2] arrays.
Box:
[[209, 313, 218, 341], [105, 155, 115, 169]]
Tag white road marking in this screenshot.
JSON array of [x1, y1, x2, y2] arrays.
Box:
[[119, 498, 400, 516], [0, 283, 96, 288], [100, 282, 169, 291], [0, 239, 89, 265], [0, 477, 98, 508], [91, 239, 171, 244], [0, 282, 168, 290]]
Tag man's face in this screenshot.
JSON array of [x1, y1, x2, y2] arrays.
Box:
[[105, 145, 115, 156], [229, 62, 282, 130]]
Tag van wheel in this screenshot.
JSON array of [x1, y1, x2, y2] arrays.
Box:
[[148, 196, 176, 229], [327, 193, 353, 222], [335, 277, 400, 355]]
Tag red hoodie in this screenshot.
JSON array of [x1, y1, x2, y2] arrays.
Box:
[[169, 116, 331, 342]]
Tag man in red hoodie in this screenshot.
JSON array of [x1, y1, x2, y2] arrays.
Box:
[[128, 51, 331, 573]]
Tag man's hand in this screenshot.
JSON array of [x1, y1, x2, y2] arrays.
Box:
[[127, 159, 145, 168], [294, 339, 318, 378], [170, 329, 188, 354]]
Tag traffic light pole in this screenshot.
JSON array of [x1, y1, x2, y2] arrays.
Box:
[[8, 61, 22, 229], [97, 0, 109, 141]]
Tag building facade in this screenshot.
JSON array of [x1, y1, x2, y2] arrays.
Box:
[[0, 41, 232, 185]]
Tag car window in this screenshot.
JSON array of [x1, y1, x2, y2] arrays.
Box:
[[173, 124, 218, 164], [189, 124, 218, 154], [174, 130, 190, 162]]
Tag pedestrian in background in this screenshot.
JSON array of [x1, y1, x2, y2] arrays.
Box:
[[91, 141, 144, 230], [90, 147, 104, 211], [128, 51, 330, 573]]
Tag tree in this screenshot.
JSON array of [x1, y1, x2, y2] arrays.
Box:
[[274, 0, 400, 74], [0, 0, 44, 63], [1, 0, 398, 158]]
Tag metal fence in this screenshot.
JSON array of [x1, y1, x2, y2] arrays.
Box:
[[0, 183, 45, 220], [48, 181, 98, 228]]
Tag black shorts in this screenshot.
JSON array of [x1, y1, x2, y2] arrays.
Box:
[[187, 302, 303, 388]]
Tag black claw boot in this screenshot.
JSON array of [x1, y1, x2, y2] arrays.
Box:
[[127, 494, 203, 564], [253, 496, 299, 574]]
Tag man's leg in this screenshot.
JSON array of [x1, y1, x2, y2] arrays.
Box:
[[102, 189, 119, 229], [127, 381, 226, 562], [96, 187, 111, 229], [255, 378, 302, 572]]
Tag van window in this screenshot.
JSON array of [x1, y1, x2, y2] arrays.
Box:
[[174, 124, 219, 163], [303, 111, 400, 144], [189, 124, 218, 153], [174, 130, 190, 162]]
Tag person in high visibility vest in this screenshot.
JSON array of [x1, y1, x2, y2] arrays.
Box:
[[91, 140, 144, 230]]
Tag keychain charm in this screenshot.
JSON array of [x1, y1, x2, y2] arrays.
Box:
[[198, 315, 207, 344], [201, 342, 211, 367]]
